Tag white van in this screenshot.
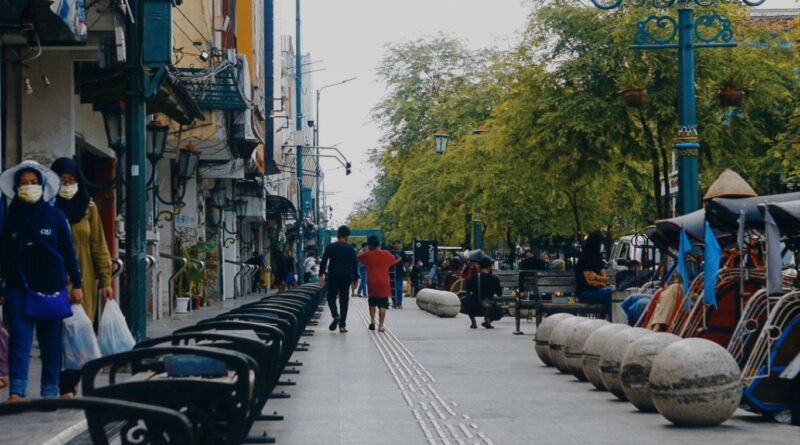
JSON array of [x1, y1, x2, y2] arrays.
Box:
[[610, 234, 661, 271]]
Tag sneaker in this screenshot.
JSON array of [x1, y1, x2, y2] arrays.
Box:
[[329, 318, 339, 331], [368, 323, 375, 331], [481, 321, 494, 329], [470, 321, 478, 329], [339, 327, 348, 333]]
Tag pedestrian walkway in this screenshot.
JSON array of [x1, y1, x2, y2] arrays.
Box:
[[3, 295, 799, 445], [0, 294, 269, 445], [263, 297, 797, 445]]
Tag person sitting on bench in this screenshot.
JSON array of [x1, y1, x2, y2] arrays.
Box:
[[466, 257, 502, 329], [575, 232, 612, 318]]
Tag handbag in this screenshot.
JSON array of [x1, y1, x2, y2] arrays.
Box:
[[18, 230, 72, 321]]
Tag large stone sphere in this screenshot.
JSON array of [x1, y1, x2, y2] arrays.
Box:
[[534, 313, 574, 366], [599, 328, 654, 400], [582, 324, 630, 390], [549, 317, 586, 373], [650, 338, 742, 427], [620, 333, 681, 412], [565, 319, 609, 380]]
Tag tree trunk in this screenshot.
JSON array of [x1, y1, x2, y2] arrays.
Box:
[[568, 190, 582, 241], [657, 127, 672, 217], [637, 111, 664, 219]]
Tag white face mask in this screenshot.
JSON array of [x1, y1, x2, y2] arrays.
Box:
[[17, 184, 43, 203], [59, 183, 79, 200]]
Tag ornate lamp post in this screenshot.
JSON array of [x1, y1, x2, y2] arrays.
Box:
[[591, 0, 766, 214]]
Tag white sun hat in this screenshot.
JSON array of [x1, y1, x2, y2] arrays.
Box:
[[0, 160, 62, 202]]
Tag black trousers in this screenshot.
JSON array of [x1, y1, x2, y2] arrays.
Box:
[[327, 282, 350, 327]]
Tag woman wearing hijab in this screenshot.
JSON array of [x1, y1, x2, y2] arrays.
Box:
[[0, 160, 83, 402], [51, 157, 113, 397], [574, 232, 613, 317]]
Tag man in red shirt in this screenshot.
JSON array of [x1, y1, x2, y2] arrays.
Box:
[[357, 235, 396, 332]]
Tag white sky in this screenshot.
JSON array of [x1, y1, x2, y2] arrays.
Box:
[[282, 0, 798, 228]]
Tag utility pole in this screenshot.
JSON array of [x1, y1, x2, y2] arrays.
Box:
[[295, 0, 305, 283], [124, 0, 147, 340]]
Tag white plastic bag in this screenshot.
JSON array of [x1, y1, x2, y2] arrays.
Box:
[[98, 300, 136, 356], [62, 304, 102, 369]]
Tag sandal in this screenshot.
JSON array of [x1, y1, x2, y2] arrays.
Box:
[[481, 321, 494, 329], [0, 378, 8, 389], [6, 394, 25, 403], [339, 327, 348, 333], [378, 326, 385, 333]]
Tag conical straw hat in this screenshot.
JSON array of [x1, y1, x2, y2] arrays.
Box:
[[703, 169, 757, 202]]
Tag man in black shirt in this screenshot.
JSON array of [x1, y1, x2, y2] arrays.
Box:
[[319, 225, 359, 333], [391, 240, 407, 308]]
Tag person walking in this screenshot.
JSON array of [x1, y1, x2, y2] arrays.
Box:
[[284, 250, 297, 288], [465, 257, 502, 329], [358, 235, 395, 332], [319, 226, 359, 333], [51, 157, 113, 397], [273, 250, 286, 291], [303, 251, 318, 284], [356, 242, 368, 297], [0, 161, 83, 402], [390, 240, 407, 308]]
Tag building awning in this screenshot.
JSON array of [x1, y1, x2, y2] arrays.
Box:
[[76, 64, 204, 125], [30, 0, 88, 45], [176, 61, 251, 111], [265, 195, 297, 220]]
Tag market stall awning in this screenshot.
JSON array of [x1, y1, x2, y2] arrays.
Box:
[[176, 61, 250, 111]]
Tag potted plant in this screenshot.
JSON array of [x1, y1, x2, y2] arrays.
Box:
[[618, 70, 649, 108], [718, 72, 748, 107]]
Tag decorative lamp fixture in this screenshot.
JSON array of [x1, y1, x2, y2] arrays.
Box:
[[234, 198, 248, 220], [211, 185, 227, 209], [101, 107, 125, 150], [434, 129, 450, 155], [146, 118, 169, 161], [177, 142, 200, 181]]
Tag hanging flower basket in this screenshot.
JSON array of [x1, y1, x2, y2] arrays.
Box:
[[719, 87, 744, 107], [621, 88, 648, 107]]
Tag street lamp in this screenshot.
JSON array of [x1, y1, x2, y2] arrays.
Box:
[[434, 129, 450, 155], [145, 119, 169, 162], [177, 142, 200, 181], [234, 198, 248, 221], [314, 76, 357, 253], [590, 0, 767, 214], [102, 107, 125, 151]]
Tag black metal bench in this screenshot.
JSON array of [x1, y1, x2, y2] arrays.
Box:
[[0, 397, 195, 444], [512, 271, 608, 334]]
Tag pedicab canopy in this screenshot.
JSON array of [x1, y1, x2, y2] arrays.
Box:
[[760, 200, 800, 238], [703, 168, 758, 203], [647, 209, 706, 253], [705, 192, 800, 233]]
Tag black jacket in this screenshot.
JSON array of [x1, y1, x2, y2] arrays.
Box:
[[320, 242, 358, 285], [1, 199, 82, 293]]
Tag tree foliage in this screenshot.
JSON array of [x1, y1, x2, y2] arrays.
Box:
[[350, 2, 799, 250]]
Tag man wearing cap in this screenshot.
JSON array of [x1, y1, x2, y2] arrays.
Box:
[[319, 225, 359, 333], [358, 235, 396, 332]]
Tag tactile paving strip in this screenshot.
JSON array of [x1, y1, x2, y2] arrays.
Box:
[[352, 298, 495, 445]]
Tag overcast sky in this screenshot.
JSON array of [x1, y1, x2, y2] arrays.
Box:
[[282, 0, 798, 229]]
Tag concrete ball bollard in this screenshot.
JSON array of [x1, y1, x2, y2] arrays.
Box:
[[415, 289, 461, 318], [549, 317, 587, 374], [650, 338, 742, 427], [564, 319, 609, 380], [534, 313, 574, 367], [582, 324, 630, 390], [599, 327, 653, 400], [620, 333, 682, 412]]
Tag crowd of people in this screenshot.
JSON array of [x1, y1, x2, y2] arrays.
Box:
[[0, 159, 115, 402]]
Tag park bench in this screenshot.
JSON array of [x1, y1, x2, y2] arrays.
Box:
[[0, 284, 325, 444], [512, 271, 609, 334], [0, 397, 196, 444]]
